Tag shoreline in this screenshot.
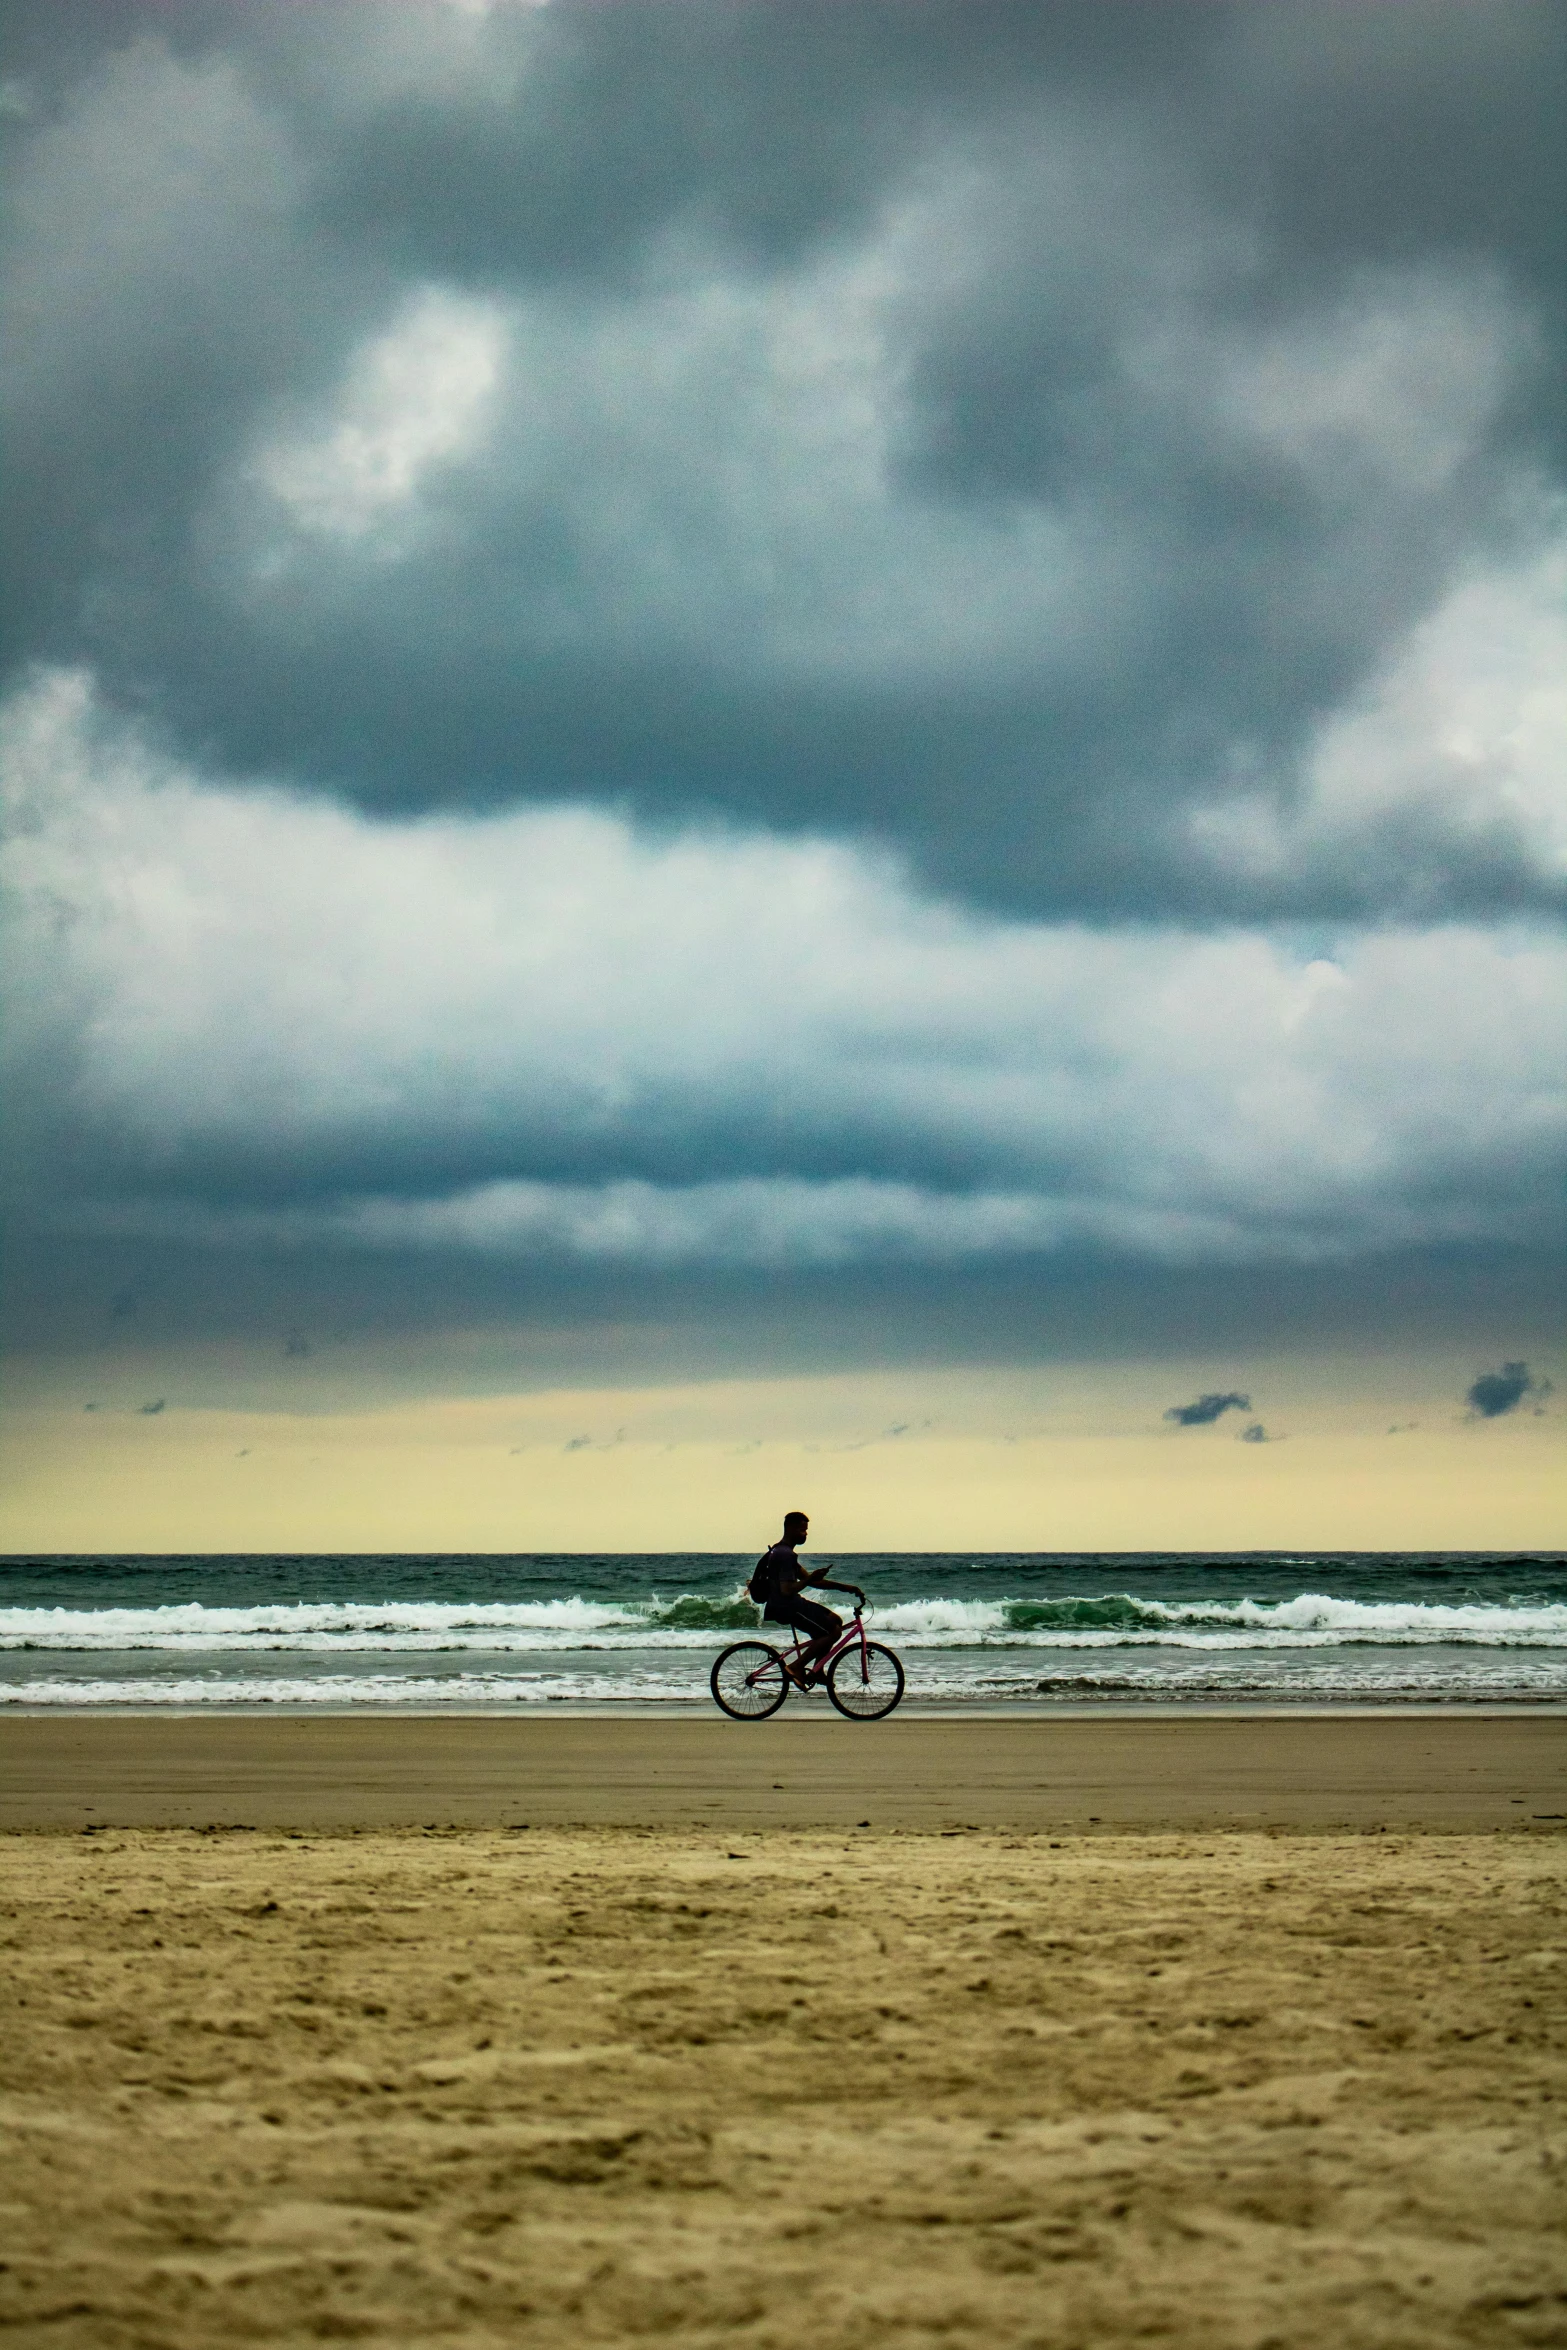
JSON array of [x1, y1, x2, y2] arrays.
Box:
[[3, 1697, 1565, 1717], [3, 1709, 1561, 1833]]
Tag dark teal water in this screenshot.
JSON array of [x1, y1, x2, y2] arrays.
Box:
[[2, 1552, 1563, 1706]]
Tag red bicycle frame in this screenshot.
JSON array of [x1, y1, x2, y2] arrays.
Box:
[[768, 1587, 873, 1686]]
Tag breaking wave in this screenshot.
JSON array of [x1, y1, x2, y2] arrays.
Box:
[[3, 1556, 1561, 1706], [4, 1589, 1565, 1654]]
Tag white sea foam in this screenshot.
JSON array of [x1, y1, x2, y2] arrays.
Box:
[[5, 1656, 1565, 1706], [0, 1673, 691, 1707], [3, 1590, 1565, 1653]]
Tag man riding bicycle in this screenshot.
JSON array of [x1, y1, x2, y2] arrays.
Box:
[[750, 1511, 840, 1687], [715, 1515, 904, 1720]]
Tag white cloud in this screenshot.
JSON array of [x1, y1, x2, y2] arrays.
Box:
[[1189, 536, 1567, 891], [253, 288, 507, 547], [3, 670, 1563, 1270]]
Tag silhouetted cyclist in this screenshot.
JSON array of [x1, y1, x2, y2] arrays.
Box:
[[748, 1510, 841, 1687]]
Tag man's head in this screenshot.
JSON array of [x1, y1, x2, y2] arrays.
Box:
[[783, 1510, 809, 1546]]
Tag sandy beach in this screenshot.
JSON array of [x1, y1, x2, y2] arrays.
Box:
[[2, 1814, 1564, 2350], [0, 1718, 1563, 2347], [1, 1711, 1563, 1833]]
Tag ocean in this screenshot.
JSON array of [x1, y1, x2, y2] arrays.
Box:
[[1, 1552, 1564, 1709]]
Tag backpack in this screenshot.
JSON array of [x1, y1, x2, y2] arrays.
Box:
[[747, 1547, 781, 1605]]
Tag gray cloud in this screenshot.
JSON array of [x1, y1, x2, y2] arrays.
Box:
[[1464, 1361, 1553, 1419], [1164, 1392, 1252, 1428], [9, 1214, 1563, 1409], [1, 2, 1562, 922], [4, 677, 1562, 1283], [1237, 1422, 1278, 1444], [4, 2, 1564, 1401]]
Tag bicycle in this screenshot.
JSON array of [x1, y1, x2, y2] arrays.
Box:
[[709, 1582, 905, 1721]]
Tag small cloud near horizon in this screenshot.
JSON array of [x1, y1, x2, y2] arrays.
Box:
[[138, 1398, 166, 1415], [1464, 1362, 1553, 1420], [1164, 1391, 1251, 1428], [1237, 1422, 1279, 1444]]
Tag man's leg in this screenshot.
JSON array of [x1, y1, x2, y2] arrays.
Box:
[[795, 1603, 841, 1679], [767, 1607, 816, 1685]]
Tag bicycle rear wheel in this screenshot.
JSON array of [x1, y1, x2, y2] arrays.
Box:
[[827, 1639, 905, 1720], [710, 1640, 790, 1720]]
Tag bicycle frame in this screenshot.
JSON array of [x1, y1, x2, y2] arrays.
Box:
[[773, 1607, 872, 1685], [756, 1597, 869, 1691]]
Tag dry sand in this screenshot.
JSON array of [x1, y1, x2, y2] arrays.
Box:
[[2, 1801, 1565, 2348]]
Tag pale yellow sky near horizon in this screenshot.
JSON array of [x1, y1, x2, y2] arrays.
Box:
[[2, 1354, 1561, 1553]]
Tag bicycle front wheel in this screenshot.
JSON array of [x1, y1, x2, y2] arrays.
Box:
[[827, 1639, 905, 1720], [710, 1640, 790, 1720]]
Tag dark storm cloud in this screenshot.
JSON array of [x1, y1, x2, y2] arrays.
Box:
[[1464, 1361, 1553, 1419], [2, 1, 1563, 921], [1164, 1391, 1251, 1428], [12, 1217, 1565, 1410], [3, 0, 1565, 1371]]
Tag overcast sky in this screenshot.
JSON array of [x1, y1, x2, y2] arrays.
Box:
[[2, 1, 1562, 1548]]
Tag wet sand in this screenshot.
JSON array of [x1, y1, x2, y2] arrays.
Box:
[[1, 1819, 1563, 2350], [1, 1710, 1563, 1831]]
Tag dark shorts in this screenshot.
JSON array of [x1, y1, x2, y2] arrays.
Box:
[[765, 1596, 840, 1643]]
